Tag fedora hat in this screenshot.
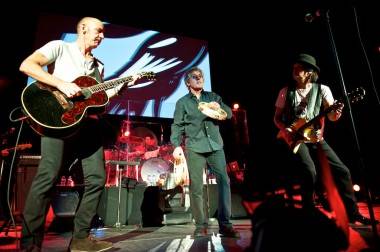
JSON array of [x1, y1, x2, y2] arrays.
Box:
[[295, 53, 320, 73]]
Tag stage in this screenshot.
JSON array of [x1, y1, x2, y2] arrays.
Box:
[[1, 202, 379, 251]]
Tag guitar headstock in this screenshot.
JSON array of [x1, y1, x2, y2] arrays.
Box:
[[348, 87, 366, 104], [137, 71, 156, 81]]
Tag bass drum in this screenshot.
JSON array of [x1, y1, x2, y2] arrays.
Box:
[[140, 157, 171, 186]]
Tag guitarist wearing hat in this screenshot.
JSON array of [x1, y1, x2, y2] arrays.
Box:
[[274, 53, 375, 225]]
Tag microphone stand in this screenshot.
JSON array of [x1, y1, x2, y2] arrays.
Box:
[[324, 9, 379, 240]]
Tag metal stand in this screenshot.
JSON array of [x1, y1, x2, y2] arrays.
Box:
[[116, 163, 122, 229], [106, 160, 139, 229], [324, 9, 378, 239]]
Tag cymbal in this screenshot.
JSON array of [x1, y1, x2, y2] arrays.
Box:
[[118, 135, 144, 144], [130, 127, 158, 146]]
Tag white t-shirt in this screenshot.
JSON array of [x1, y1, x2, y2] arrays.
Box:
[[275, 84, 334, 119], [37, 40, 104, 83]]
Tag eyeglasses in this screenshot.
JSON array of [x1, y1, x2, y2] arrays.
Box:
[[190, 74, 203, 80]]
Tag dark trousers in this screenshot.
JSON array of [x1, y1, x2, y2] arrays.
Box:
[[293, 140, 359, 218], [21, 120, 106, 248], [186, 149, 232, 229]]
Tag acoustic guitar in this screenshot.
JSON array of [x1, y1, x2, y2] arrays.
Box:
[[21, 72, 155, 138]]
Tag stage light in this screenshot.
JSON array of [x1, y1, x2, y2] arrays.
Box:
[[233, 103, 240, 110], [353, 184, 360, 192]]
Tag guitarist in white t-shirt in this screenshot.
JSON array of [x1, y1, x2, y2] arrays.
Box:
[[17, 17, 139, 252], [274, 53, 375, 225]]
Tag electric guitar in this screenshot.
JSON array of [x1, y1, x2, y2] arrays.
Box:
[[21, 72, 155, 138], [1, 143, 32, 156], [277, 87, 366, 154]]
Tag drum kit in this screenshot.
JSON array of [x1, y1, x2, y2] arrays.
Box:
[[103, 120, 183, 189], [104, 101, 227, 188]]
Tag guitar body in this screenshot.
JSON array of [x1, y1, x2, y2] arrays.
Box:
[[277, 117, 321, 154], [21, 76, 108, 138]]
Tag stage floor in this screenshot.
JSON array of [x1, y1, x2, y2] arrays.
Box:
[[1, 202, 379, 251]]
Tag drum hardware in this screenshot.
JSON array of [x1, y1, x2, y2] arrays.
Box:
[[117, 135, 144, 144], [165, 185, 190, 209], [105, 160, 139, 166], [163, 185, 183, 206], [106, 160, 140, 229]]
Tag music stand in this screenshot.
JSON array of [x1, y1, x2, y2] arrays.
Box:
[[105, 160, 139, 228]]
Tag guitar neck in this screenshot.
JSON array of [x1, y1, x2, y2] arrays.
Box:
[[87, 76, 134, 93]]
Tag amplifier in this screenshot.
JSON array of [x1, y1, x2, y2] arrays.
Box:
[[18, 155, 41, 166], [14, 156, 40, 214]]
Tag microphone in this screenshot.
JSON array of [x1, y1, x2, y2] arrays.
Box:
[[304, 9, 321, 23]]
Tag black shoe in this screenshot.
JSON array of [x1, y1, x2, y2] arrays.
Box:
[[193, 227, 208, 237], [70, 236, 113, 252], [219, 226, 240, 238], [350, 214, 379, 225]]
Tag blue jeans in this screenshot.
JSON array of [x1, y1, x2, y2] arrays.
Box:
[[186, 149, 232, 229]]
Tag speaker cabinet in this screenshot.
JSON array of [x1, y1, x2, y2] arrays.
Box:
[[14, 157, 40, 215], [97, 187, 128, 226], [97, 184, 145, 226], [51, 189, 80, 217]]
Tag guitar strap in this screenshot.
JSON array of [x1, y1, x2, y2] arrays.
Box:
[[92, 58, 104, 82], [305, 83, 322, 121], [283, 83, 322, 125], [283, 86, 296, 125]]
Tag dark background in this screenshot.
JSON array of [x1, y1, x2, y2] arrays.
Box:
[[0, 0, 379, 197]]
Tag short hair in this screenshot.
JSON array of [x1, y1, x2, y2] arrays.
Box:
[[76, 17, 102, 34], [183, 66, 203, 83]]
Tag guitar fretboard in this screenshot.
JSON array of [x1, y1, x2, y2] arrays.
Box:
[[88, 76, 133, 93]]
